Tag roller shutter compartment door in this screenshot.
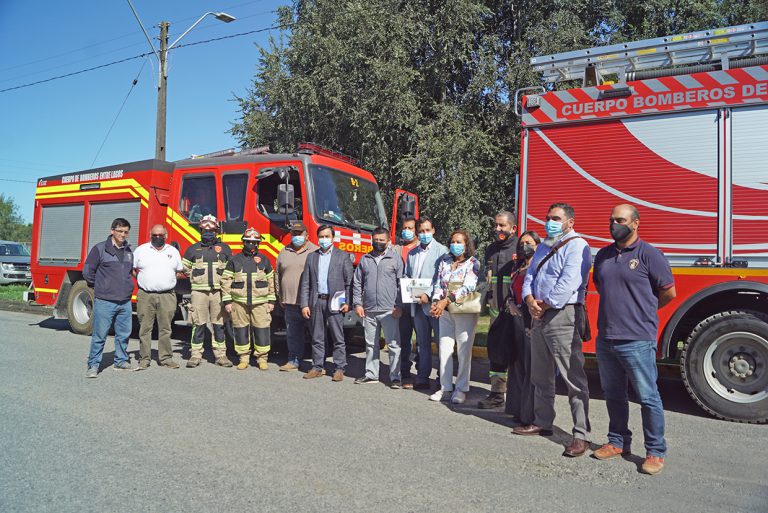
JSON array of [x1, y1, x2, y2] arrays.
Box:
[[38, 204, 85, 266], [526, 110, 719, 264], [87, 201, 141, 253], [730, 106, 768, 268]]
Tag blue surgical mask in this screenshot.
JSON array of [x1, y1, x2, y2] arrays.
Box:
[[318, 237, 333, 250], [418, 233, 433, 245], [291, 235, 306, 247], [401, 229, 415, 242], [545, 220, 563, 238], [449, 243, 465, 257]]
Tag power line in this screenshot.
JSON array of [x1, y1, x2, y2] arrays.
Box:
[[90, 58, 149, 168], [0, 178, 37, 184], [0, 52, 154, 94], [0, 23, 289, 94]]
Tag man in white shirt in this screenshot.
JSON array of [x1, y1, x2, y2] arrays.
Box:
[[133, 224, 184, 370]]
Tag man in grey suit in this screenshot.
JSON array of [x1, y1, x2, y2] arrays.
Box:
[[408, 217, 448, 389], [300, 224, 354, 381]]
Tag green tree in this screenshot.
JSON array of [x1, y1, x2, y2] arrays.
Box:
[[231, 0, 766, 244], [0, 195, 32, 242]]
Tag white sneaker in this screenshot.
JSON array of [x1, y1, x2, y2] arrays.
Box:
[[429, 390, 451, 402], [451, 391, 466, 404]]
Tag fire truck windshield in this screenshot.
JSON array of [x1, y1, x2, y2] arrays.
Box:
[[310, 165, 387, 231]]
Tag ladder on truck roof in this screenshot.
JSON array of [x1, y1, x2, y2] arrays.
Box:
[[532, 21, 768, 85]]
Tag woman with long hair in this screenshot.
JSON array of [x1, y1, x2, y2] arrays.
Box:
[[505, 230, 541, 424], [428, 229, 481, 404]]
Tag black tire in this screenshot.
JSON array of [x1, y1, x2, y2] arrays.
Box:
[[681, 310, 768, 424], [67, 280, 94, 336]]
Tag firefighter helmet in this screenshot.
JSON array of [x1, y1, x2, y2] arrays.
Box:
[[242, 227, 261, 242], [199, 214, 219, 231]]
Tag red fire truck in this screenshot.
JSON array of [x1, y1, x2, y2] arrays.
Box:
[[27, 143, 418, 336], [517, 22, 768, 423]]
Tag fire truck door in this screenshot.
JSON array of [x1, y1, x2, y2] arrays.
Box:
[[390, 189, 419, 244]]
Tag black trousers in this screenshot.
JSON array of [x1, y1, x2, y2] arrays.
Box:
[[505, 314, 535, 424]]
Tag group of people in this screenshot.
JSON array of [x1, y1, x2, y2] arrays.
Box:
[[82, 201, 675, 475]]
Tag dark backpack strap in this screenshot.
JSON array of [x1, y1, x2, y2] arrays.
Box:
[[535, 236, 582, 274]]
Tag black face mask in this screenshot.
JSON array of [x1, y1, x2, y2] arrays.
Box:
[[151, 235, 166, 248], [201, 231, 217, 245], [372, 241, 388, 254], [610, 223, 633, 243], [494, 230, 513, 242], [243, 241, 259, 254], [518, 243, 535, 259]]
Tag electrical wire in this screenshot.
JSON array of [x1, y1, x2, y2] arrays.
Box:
[[0, 178, 37, 184], [0, 23, 289, 94], [90, 58, 149, 168], [0, 52, 154, 94]]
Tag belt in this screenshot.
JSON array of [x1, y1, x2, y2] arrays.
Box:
[[139, 288, 175, 294], [317, 293, 329, 300]]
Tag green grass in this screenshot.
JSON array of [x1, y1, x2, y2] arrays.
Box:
[[474, 314, 490, 347], [0, 284, 28, 302]]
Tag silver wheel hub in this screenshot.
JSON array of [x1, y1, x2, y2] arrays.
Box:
[[72, 290, 93, 325], [703, 331, 768, 404]]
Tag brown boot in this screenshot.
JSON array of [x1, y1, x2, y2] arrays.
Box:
[[332, 370, 344, 382], [213, 348, 232, 367], [257, 356, 269, 371], [236, 355, 249, 370], [303, 368, 325, 379]]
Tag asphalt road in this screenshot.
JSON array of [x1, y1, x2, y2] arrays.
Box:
[[1, 310, 766, 513]]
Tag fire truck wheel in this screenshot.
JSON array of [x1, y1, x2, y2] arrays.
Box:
[[681, 310, 768, 424], [67, 280, 94, 336]]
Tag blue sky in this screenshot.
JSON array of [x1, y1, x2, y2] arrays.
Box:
[[0, 0, 286, 222]]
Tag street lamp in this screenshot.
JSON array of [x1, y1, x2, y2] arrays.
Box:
[[126, 1, 236, 160]]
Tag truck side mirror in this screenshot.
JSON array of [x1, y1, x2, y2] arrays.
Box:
[[278, 183, 295, 215], [398, 194, 416, 221]]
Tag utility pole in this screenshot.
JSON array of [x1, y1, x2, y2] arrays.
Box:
[[155, 21, 169, 161], [126, 1, 235, 161]]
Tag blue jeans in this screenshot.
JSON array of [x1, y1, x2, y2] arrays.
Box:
[[87, 298, 132, 368], [596, 338, 667, 457], [284, 304, 308, 362], [413, 306, 439, 384]]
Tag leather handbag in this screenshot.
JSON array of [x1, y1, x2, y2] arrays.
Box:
[[446, 282, 482, 314]]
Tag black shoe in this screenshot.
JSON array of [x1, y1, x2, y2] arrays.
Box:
[[390, 380, 402, 389], [413, 381, 431, 390], [354, 376, 379, 384], [477, 392, 505, 409]]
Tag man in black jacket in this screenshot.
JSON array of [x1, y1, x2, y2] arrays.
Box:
[[478, 211, 519, 408], [299, 225, 354, 381], [84, 217, 136, 377]]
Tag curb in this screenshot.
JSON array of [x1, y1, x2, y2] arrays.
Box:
[[0, 299, 52, 317]]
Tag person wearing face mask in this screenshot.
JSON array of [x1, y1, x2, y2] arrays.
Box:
[[275, 222, 318, 371], [133, 224, 184, 370], [503, 231, 541, 424], [409, 216, 448, 389], [394, 217, 419, 386], [428, 229, 481, 404], [591, 205, 676, 475], [182, 215, 233, 368], [515, 203, 592, 459], [352, 227, 405, 387], [221, 228, 277, 370], [299, 225, 354, 381], [478, 210, 519, 408]]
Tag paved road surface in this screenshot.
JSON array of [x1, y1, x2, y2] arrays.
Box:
[[0, 310, 766, 513]]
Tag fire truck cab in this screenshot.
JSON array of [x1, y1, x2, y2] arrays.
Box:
[[518, 22, 768, 423], [28, 144, 418, 338]]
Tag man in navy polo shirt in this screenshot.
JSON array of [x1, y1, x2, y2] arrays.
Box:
[[591, 204, 676, 476]]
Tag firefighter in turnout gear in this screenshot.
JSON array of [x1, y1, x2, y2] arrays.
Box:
[[221, 228, 277, 370], [478, 211, 519, 409], [182, 215, 233, 368]]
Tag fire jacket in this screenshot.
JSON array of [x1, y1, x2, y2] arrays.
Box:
[[484, 236, 519, 313], [182, 240, 232, 291], [220, 250, 277, 306]]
